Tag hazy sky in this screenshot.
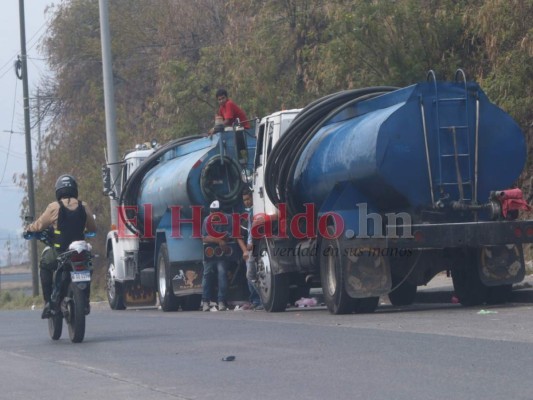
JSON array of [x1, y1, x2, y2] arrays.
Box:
[[0, 2, 55, 235], [0, 2, 56, 264]]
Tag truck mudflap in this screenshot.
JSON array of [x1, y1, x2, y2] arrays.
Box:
[[341, 244, 392, 298], [123, 281, 157, 307], [171, 264, 204, 295], [478, 244, 525, 286], [169, 250, 249, 303]]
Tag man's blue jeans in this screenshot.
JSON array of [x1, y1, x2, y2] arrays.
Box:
[[202, 260, 228, 303], [246, 258, 261, 306]]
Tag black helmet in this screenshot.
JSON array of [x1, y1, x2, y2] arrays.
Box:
[[55, 174, 78, 200]]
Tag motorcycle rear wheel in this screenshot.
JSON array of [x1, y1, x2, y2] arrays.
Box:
[[67, 283, 86, 343]]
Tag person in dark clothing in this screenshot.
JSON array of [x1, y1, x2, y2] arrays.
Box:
[[25, 174, 96, 318], [238, 188, 262, 310], [201, 200, 233, 311]]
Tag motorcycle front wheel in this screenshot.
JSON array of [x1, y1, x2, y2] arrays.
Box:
[[67, 283, 86, 343], [48, 310, 63, 340]]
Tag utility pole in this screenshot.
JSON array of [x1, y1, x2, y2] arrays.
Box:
[[18, 0, 39, 297], [98, 0, 120, 227], [37, 89, 42, 181]]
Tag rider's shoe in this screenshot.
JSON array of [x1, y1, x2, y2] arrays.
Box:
[[41, 302, 51, 319]]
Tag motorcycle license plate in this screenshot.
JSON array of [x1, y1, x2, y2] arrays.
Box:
[[71, 270, 91, 282]]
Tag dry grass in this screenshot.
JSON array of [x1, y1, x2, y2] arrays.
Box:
[[0, 281, 32, 291], [0, 290, 41, 310], [0, 264, 31, 274], [0, 266, 107, 309]]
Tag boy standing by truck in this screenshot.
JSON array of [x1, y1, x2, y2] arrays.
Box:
[[201, 200, 232, 311], [240, 188, 263, 310]]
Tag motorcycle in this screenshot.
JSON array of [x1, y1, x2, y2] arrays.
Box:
[[23, 229, 95, 343]]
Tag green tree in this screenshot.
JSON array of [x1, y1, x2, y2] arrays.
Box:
[[307, 0, 471, 91], [20, 0, 532, 290]]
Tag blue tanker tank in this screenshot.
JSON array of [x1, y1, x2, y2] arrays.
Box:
[[290, 80, 525, 218], [121, 129, 254, 235], [137, 135, 246, 229]]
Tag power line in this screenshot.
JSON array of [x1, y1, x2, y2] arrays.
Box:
[[0, 149, 26, 160], [0, 132, 14, 184], [0, 61, 18, 81], [1, 129, 39, 143], [28, 57, 44, 76], [0, 184, 24, 189], [0, 18, 49, 78], [0, 79, 19, 185]]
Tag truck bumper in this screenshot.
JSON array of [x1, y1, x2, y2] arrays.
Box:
[[381, 220, 533, 249]]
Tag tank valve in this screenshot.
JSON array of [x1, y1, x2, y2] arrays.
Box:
[[488, 200, 503, 220]]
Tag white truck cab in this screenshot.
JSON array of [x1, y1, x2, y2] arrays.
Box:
[[252, 109, 301, 217], [120, 144, 156, 191], [103, 142, 157, 309]]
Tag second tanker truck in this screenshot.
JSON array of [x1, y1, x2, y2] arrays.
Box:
[[251, 70, 533, 314], [103, 124, 255, 311]]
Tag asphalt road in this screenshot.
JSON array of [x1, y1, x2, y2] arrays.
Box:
[[0, 272, 31, 282], [1, 300, 533, 400]]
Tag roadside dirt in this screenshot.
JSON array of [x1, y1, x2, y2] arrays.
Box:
[[0, 264, 30, 274]]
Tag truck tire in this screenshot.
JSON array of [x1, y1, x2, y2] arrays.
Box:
[[320, 237, 353, 314], [486, 284, 512, 305], [353, 297, 379, 313], [451, 252, 488, 306], [289, 285, 311, 307], [180, 294, 202, 311], [106, 250, 126, 310], [388, 275, 417, 306], [157, 243, 179, 312], [256, 239, 289, 312]]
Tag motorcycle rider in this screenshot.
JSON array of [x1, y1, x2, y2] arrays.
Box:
[[25, 174, 96, 318]]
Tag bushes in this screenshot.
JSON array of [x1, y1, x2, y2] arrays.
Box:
[[0, 290, 40, 310]]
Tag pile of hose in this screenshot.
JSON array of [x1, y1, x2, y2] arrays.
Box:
[[264, 87, 398, 218]]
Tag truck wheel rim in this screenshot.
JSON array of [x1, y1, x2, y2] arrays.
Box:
[[258, 250, 272, 295], [106, 265, 116, 301], [158, 258, 166, 298], [325, 245, 337, 296]]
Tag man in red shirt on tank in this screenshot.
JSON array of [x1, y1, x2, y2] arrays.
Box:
[[216, 88, 250, 129]]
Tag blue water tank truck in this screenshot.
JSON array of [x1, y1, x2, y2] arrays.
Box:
[[102, 125, 255, 311], [252, 71, 533, 314]]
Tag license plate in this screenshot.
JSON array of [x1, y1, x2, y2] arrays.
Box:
[[71, 271, 91, 282]]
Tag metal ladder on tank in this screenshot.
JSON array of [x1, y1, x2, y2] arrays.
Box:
[[425, 69, 479, 206]]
